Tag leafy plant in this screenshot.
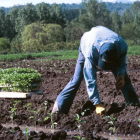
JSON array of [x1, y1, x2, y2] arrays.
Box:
[[9, 100, 21, 125], [21, 23, 64, 53], [104, 116, 117, 133], [29, 108, 41, 131], [23, 103, 32, 111], [23, 126, 30, 140], [74, 114, 87, 140], [138, 119, 140, 128], [0, 68, 42, 92]]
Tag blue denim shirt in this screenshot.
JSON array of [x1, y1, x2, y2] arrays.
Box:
[[80, 26, 128, 105]]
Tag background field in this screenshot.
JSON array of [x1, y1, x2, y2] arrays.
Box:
[[0, 45, 139, 62]]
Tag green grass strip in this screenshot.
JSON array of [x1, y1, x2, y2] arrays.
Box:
[[0, 50, 78, 61], [0, 45, 140, 62], [127, 46, 140, 55]]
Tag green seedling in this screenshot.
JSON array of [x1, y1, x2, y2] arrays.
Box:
[[138, 119, 140, 128], [44, 112, 57, 133], [29, 108, 41, 131], [9, 100, 21, 125], [74, 114, 87, 140], [9, 107, 17, 125], [13, 100, 21, 108], [23, 126, 30, 140], [23, 103, 32, 111], [50, 113, 57, 130], [104, 116, 117, 133], [44, 101, 48, 115]]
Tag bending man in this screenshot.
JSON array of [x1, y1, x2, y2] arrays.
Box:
[[52, 26, 140, 115]]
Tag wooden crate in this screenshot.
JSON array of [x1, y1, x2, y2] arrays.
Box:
[[0, 89, 43, 98]]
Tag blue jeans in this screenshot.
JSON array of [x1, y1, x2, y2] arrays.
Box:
[[56, 51, 85, 113], [56, 51, 140, 113]]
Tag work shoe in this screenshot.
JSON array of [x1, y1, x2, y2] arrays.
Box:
[[52, 101, 59, 113], [95, 103, 106, 115]]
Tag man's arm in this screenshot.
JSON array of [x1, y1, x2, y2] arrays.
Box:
[[83, 47, 101, 105], [116, 54, 127, 90]]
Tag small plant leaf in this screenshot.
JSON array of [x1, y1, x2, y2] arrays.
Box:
[[110, 117, 116, 121], [108, 121, 114, 125], [53, 122, 57, 125], [76, 114, 79, 120], [138, 119, 140, 122], [38, 119, 42, 122], [81, 112, 85, 116], [81, 137, 87, 140], [23, 105, 26, 108], [113, 127, 116, 133], [25, 126, 29, 132], [44, 101, 48, 105], [109, 127, 113, 131], [29, 116, 34, 119], [30, 110, 36, 113], [10, 129, 15, 133], [74, 135, 81, 139], [49, 113, 53, 117], [36, 108, 41, 114], [44, 117, 49, 121], [104, 116, 110, 119], [77, 125, 81, 128], [80, 120, 86, 123]]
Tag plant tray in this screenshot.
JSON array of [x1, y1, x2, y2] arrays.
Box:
[[0, 90, 43, 98]]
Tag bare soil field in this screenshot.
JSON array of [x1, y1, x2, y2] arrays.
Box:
[[0, 55, 140, 140]]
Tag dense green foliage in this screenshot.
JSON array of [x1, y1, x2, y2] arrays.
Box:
[[0, 1, 140, 54], [105, 2, 132, 15], [0, 68, 42, 92], [0, 38, 10, 54], [21, 23, 64, 52]]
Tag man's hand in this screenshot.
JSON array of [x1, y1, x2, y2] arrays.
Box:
[[116, 75, 124, 90]]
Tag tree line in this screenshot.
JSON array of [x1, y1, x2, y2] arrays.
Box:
[[0, 0, 140, 54]]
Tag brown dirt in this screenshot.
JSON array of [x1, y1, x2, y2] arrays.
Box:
[[0, 55, 140, 140]]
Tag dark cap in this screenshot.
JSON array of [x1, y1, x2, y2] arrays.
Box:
[[98, 43, 118, 70]]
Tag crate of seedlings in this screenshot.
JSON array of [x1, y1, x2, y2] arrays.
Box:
[[0, 67, 43, 98]]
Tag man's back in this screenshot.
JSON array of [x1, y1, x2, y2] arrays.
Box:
[[80, 26, 122, 57]]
